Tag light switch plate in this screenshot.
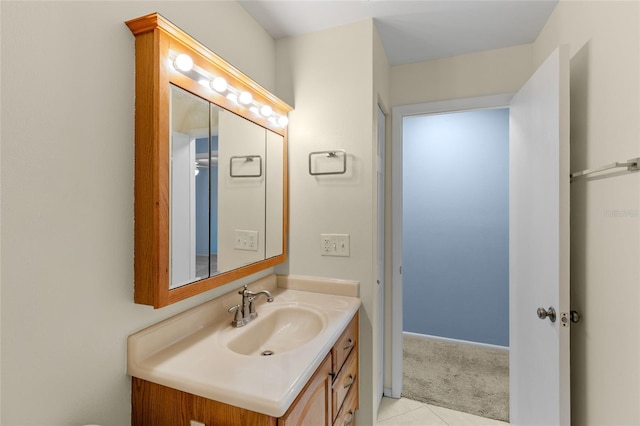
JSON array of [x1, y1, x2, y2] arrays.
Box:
[[234, 229, 259, 251], [320, 234, 350, 257]]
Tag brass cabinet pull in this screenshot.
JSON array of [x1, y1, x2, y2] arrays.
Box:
[[343, 374, 355, 389], [343, 338, 354, 351]]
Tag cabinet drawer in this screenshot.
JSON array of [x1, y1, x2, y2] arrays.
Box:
[[332, 314, 358, 375], [332, 345, 357, 419], [334, 378, 358, 426]]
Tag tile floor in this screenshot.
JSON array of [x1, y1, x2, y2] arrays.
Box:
[[376, 397, 509, 426]]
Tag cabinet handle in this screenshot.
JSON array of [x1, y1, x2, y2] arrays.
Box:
[[343, 338, 354, 351], [343, 374, 355, 389], [344, 410, 354, 425]]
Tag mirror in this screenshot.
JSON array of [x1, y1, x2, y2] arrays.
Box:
[[169, 85, 212, 288], [169, 86, 284, 290], [126, 13, 291, 308]]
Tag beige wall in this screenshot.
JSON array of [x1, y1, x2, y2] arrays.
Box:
[[534, 1, 640, 424], [391, 44, 534, 106], [275, 19, 381, 424], [0, 2, 276, 424]]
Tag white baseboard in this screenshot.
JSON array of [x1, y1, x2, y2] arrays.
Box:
[[403, 331, 509, 352]]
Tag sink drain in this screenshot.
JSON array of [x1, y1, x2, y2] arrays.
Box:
[[261, 350, 274, 356]]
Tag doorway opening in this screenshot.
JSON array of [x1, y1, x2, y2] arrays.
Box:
[[388, 47, 571, 426], [401, 107, 510, 421], [388, 94, 514, 421]]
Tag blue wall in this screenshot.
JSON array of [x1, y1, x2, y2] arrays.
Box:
[[402, 108, 509, 347], [195, 137, 219, 255]]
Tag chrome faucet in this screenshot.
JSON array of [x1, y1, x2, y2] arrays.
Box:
[[228, 284, 274, 327]]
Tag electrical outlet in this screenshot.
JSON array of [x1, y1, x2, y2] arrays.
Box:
[[190, 421, 205, 426], [234, 230, 259, 251], [320, 234, 350, 257]]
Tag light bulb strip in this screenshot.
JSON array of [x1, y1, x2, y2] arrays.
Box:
[[169, 50, 288, 128]]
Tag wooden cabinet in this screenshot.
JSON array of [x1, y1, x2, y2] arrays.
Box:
[[334, 386, 357, 426], [278, 354, 332, 426], [331, 314, 359, 426], [131, 313, 358, 425], [131, 377, 276, 426], [125, 13, 292, 309], [280, 313, 359, 426]]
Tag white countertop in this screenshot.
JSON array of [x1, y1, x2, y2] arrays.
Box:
[[127, 276, 360, 417]]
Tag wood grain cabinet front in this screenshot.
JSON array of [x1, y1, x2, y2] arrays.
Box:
[[334, 383, 358, 426], [278, 353, 332, 426], [131, 377, 276, 426], [332, 345, 358, 421], [331, 314, 358, 376], [131, 312, 359, 425], [331, 314, 359, 424]]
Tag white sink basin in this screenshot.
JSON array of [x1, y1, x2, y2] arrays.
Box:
[[127, 278, 360, 418], [224, 307, 325, 356]]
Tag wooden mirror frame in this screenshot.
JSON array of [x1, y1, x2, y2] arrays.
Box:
[[126, 13, 292, 308]]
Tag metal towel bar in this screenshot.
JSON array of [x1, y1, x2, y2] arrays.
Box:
[[570, 157, 639, 181], [308, 150, 347, 176], [230, 155, 262, 178]]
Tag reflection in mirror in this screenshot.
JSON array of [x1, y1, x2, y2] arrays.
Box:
[[127, 13, 292, 308], [217, 110, 266, 272], [170, 85, 211, 289], [196, 103, 221, 279], [169, 85, 285, 290], [266, 130, 284, 259]]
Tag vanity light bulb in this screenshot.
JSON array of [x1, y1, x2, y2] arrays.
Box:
[[260, 105, 273, 117], [210, 77, 228, 93], [238, 91, 253, 105], [277, 115, 289, 127], [173, 54, 194, 72]]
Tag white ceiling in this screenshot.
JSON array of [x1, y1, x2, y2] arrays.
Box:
[[239, 0, 558, 66]]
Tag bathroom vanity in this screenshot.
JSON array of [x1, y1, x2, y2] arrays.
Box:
[[126, 12, 359, 425], [128, 275, 360, 425]]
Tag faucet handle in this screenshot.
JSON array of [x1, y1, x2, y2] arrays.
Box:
[[248, 296, 258, 318], [238, 284, 248, 295], [228, 304, 245, 327]]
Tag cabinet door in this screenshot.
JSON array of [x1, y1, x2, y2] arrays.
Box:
[[279, 354, 332, 426], [132, 378, 276, 426]]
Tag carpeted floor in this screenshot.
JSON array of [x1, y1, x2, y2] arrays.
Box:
[[402, 333, 509, 422]]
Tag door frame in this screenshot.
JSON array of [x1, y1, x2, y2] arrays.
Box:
[[375, 103, 387, 413], [388, 93, 514, 398]]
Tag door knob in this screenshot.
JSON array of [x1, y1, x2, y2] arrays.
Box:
[[537, 306, 556, 322]]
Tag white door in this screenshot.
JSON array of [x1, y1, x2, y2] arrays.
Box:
[[509, 45, 570, 425]]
